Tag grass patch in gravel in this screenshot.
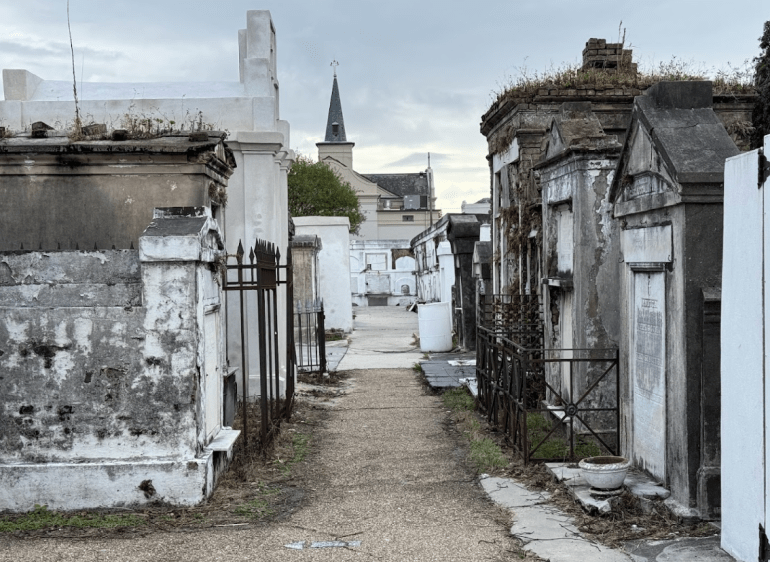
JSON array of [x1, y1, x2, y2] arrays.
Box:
[[233, 484, 280, 520], [442, 387, 475, 411], [470, 437, 508, 471], [442, 387, 510, 473], [0, 504, 146, 532]]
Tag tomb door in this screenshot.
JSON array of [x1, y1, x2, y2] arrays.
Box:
[[203, 307, 222, 440], [631, 267, 666, 481]]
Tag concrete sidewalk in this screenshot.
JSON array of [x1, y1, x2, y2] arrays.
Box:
[[335, 306, 423, 370], [337, 308, 735, 562]]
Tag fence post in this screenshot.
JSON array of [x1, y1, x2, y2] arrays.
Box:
[[318, 300, 327, 374]]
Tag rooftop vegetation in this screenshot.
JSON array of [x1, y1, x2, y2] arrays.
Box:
[[488, 56, 756, 114]]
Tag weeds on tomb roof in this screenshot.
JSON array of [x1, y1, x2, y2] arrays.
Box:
[[489, 57, 756, 111]]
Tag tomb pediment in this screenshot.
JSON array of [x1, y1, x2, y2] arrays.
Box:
[[544, 123, 568, 160], [614, 122, 677, 205], [541, 102, 620, 163], [611, 82, 739, 216]]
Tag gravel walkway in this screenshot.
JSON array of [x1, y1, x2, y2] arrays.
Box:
[[2, 366, 519, 561]]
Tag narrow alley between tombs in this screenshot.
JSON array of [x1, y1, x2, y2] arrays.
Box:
[[0, 307, 524, 561], [1, 306, 733, 561]]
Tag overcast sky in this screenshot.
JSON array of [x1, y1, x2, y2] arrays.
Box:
[[0, 0, 766, 212]]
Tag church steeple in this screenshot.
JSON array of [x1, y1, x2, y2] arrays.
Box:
[[318, 62, 355, 168], [324, 66, 348, 143]]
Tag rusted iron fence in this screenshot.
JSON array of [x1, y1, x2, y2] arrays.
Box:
[[222, 238, 295, 451], [294, 299, 326, 374], [476, 325, 619, 463], [479, 294, 544, 349]]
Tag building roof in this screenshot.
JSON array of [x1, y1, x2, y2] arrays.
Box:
[[610, 81, 740, 201], [362, 173, 430, 197], [632, 85, 739, 183], [324, 75, 348, 143]]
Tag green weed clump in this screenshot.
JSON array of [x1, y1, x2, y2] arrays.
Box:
[[470, 437, 508, 471], [274, 431, 310, 476], [0, 504, 146, 532], [527, 413, 602, 460], [442, 388, 475, 412], [291, 433, 310, 464], [233, 487, 279, 520]]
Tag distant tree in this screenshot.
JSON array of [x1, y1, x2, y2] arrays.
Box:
[[752, 21, 770, 149], [288, 155, 365, 234]]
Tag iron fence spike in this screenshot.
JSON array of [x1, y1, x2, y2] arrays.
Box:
[[19, 243, 23, 250]]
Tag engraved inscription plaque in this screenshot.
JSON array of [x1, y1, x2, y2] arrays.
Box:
[[632, 271, 666, 481]]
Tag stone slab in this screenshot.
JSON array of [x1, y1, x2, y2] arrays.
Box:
[[625, 536, 735, 562], [421, 360, 475, 389], [510, 504, 580, 544], [482, 473, 633, 561], [459, 377, 478, 397], [479, 475, 550, 508], [325, 343, 348, 372], [528, 538, 632, 562], [624, 471, 670, 499]]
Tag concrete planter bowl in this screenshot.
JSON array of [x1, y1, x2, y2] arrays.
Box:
[[578, 456, 631, 490]]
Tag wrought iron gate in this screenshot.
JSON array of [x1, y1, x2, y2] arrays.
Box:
[[295, 299, 327, 374], [476, 325, 619, 463], [222, 238, 295, 450]]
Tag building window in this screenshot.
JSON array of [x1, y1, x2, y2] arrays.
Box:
[[402, 215, 414, 222]]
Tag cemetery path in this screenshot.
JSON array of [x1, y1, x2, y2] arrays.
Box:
[[3, 308, 524, 561]]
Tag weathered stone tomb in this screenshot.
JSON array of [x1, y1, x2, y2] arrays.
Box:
[[610, 81, 738, 519]]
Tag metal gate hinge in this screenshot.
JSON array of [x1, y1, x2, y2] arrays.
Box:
[[759, 523, 770, 561], [760, 151, 770, 188]]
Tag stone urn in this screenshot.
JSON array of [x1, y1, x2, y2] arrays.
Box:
[[578, 456, 631, 490]]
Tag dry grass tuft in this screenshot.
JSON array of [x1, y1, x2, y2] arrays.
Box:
[[490, 57, 755, 113]]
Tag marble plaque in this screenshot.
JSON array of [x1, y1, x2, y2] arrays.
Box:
[[632, 271, 666, 480], [366, 273, 390, 294], [366, 253, 387, 271]]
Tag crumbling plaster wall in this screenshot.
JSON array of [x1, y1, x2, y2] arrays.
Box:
[[539, 152, 620, 422], [0, 250, 212, 460], [290, 236, 321, 308], [0, 217, 229, 510], [0, 10, 293, 401]]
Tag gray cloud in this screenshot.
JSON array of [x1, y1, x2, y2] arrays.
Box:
[[383, 152, 449, 168], [1, 0, 766, 212]]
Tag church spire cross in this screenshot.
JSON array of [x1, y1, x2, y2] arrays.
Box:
[[330, 59, 339, 77]]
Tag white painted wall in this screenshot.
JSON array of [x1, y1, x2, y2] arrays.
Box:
[[294, 217, 353, 333], [349, 239, 415, 306], [437, 241, 455, 306], [0, 10, 293, 399], [721, 143, 766, 562]]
